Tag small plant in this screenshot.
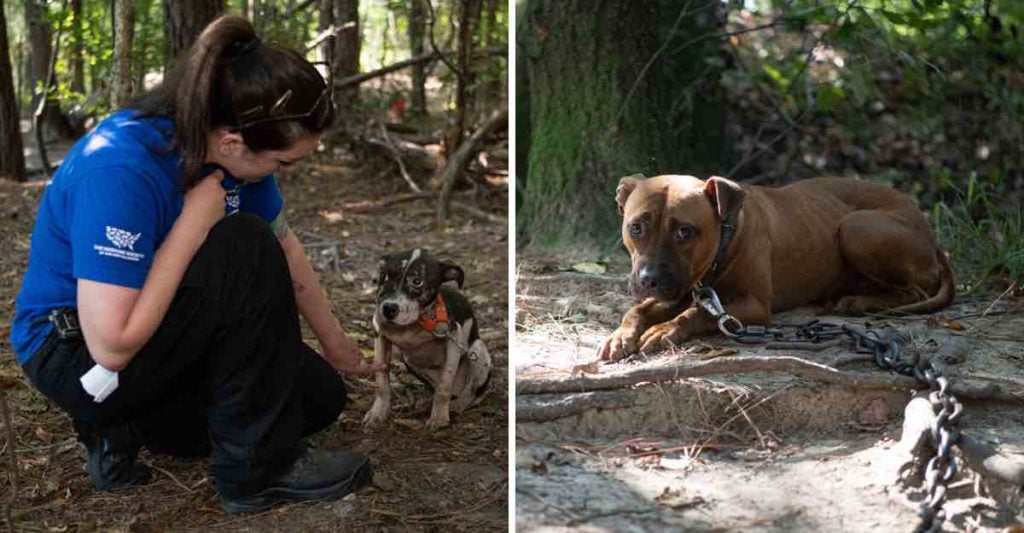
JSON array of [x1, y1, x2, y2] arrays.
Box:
[[932, 173, 1024, 293]]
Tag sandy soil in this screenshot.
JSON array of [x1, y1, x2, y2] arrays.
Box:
[[515, 251, 1024, 532]]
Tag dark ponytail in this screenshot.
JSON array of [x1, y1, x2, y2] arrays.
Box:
[[129, 15, 335, 189]]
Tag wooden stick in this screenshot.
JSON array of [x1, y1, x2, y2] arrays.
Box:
[[334, 47, 504, 89], [374, 119, 422, 193], [516, 355, 1024, 403], [436, 109, 508, 225]]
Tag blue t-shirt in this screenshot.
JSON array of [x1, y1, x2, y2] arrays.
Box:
[[9, 110, 284, 364]]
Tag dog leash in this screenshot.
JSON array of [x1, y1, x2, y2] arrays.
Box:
[[694, 286, 959, 533]]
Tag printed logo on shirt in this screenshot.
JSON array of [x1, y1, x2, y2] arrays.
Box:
[[106, 226, 141, 250], [93, 226, 146, 262], [226, 194, 241, 214]]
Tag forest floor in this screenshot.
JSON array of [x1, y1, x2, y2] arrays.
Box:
[[515, 251, 1024, 532], [0, 131, 509, 532]]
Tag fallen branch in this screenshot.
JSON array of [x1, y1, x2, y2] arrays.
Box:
[[374, 120, 421, 193], [449, 201, 505, 224], [517, 390, 634, 422], [334, 47, 504, 90], [516, 355, 1024, 403], [342, 189, 506, 224], [437, 109, 508, 225], [344, 192, 434, 211]]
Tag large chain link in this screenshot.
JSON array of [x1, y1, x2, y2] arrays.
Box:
[[692, 287, 962, 532]]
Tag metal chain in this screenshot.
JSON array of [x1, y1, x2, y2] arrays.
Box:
[[692, 287, 963, 532]]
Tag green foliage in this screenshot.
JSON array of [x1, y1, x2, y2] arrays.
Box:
[[933, 173, 1024, 292], [5, 1, 506, 125], [720, 0, 1024, 289], [730, 0, 1024, 206]]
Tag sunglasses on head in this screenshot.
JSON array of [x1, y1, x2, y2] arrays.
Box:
[[233, 61, 333, 130]]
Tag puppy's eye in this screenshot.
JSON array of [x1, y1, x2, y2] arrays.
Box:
[[676, 225, 697, 242], [628, 222, 643, 237], [409, 277, 423, 287]]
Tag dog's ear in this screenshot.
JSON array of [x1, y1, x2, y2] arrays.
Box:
[[440, 262, 465, 288], [616, 174, 644, 215], [704, 176, 745, 220]]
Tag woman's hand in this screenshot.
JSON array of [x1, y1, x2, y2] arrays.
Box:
[[325, 333, 386, 376], [181, 169, 226, 232]]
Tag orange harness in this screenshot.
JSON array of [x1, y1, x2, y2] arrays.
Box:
[[418, 293, 450, 337]]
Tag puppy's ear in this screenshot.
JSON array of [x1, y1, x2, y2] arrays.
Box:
[[616, 174, 644, 215], [440, 262, 465, 288], [704, 176, 745, 220]]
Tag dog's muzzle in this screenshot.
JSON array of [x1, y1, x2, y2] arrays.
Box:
[[629, 264, 689, 302]]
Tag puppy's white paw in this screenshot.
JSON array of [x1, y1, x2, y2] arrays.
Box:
[[362, 398, 391, 428], [425, 405, 451, 431]]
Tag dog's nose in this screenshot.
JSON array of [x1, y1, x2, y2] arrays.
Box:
[[638, 267, 658, 289], [382, 302, 399, 320]]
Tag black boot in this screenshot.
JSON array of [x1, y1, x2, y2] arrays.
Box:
[[217, 446, 373, 514], [75, 422, 152, 491]]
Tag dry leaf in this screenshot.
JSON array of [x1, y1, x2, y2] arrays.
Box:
[[571, 262, 606, 275], [319, 210, 344, 224], [570, 361, 600, 377], [654, 487, 705, 510]]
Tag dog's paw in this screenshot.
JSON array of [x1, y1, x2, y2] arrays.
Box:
[[425, 412, 450, 431], [598, 325, 643, 361], [637, 320, 689, 354], [833, 295, 869, 316], [362, 399, 391, 428], [598, 323, 638, 362]]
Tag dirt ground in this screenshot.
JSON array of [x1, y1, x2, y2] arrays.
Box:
[[0, 138, 509, 532], [515, 251, 1024, 532]]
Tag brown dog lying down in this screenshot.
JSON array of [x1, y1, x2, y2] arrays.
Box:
[[598, 175, 955, 361]]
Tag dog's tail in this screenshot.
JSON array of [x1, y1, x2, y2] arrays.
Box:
[[888, 248, 956, 315]]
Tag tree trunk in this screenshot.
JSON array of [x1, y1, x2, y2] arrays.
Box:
[[407, 0, 426, 115], [333, 0, 359, 107], [111, 0, 135, 109], [163, 0, 225, 69], [318, 0, 334, 63], [450, 0, 476, 153], [0, 0, 27, 182], [24, 0, 74, 141], [70, 0, 85, 94], [517, 0, 727, 249]]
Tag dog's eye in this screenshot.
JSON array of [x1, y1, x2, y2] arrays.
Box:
[[676, 225, 697, 241], [628, 222, 643, 237], [409, 277, 423, 287]]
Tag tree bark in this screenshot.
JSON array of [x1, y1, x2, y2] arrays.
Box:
[[24, 0, 74, 141], [408, 0, 427, 114], [111, 0, 135, 109], [450, 0, 476, 153], [69, 0, 85, 94], [318, 0, 335, 65], [517, 0, 727, 249], [0, 0, 27, 182], [333, 0, 359, 107], [163, 0, 225, 69]]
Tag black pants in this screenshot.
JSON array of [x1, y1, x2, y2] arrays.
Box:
[[21, 214, 347, 496]]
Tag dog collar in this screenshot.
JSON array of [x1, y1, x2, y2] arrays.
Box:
[[698, 209, 739, 288], [418, 293, 450, 337]]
